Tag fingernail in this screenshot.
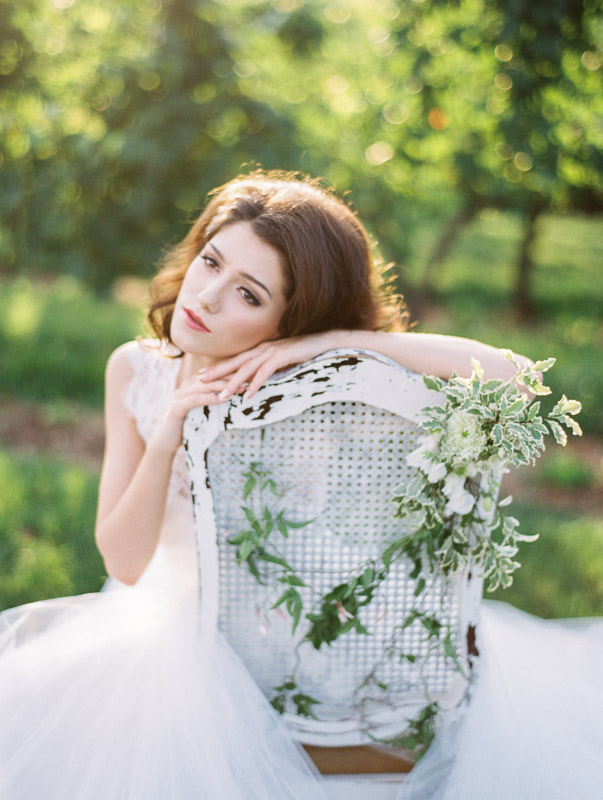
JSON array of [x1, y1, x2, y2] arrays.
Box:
[[218, 389, 231, 400], [243, 390, 252, 400], [198, 367, 209, 375]]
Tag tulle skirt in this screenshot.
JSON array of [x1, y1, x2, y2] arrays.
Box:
[[0, 583, 329, 799], [403, 601, 603, 800], [1, 581, 602, 799]]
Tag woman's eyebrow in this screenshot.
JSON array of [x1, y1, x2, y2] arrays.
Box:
[[207, 242, 273, 298]]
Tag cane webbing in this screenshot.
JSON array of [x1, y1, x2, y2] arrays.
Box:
[[207, 401, 468, 739]]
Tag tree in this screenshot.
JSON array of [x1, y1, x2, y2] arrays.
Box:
[[0, 0, 299, 290], [220, 0, 601, 316], [393, 0, 603, 316]]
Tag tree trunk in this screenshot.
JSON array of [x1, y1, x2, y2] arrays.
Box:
[[420, 204, 478, 299], [515, 205, 542, 322]]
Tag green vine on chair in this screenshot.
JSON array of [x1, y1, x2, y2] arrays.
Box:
[[228, 354, 582, 760]]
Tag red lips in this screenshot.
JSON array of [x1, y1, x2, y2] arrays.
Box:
[[183, 307, 210, 332]]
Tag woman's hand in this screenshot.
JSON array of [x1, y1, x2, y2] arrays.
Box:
[[150, 372, 231, 455], [199, 331, 348, 401]]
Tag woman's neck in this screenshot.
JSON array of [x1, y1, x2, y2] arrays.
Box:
[[177, 352, 218, 387]]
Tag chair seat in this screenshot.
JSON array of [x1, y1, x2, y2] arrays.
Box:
[[304, 743, 414, 774]]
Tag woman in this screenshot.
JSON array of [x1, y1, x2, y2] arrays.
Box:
[[97, 171, 523, 589], [1, 171, 600, 799]]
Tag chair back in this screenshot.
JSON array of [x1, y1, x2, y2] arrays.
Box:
[[184, 350, 483, 746]]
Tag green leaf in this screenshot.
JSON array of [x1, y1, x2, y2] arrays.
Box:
[[247, 555, 261, 581], [413, 577, 426, 597], [564, 416, 583, 436], [491, 423, 503, 446], [291, 592, 303, 632], [272, 588, 293, 610], [505, 397, 527, 416], [237, 539, 254, 562], [547, 419, 567, 446], [280, 574, 307, 587], [423, 374, 444, 392], [257, 552, 294, 570], [270, 695, 286, 714], [481, 378, 503, 393], [470, 357, 484, 380], [292, 692, 321, 719], [227, 531, 249, 545], [361, 566, 375, 588], [443, 636, 457, 659], [243, 477, 256, 499], [284, 518, 314, 529], [532, 358, 556, 373], [562, 398, 582, 415]]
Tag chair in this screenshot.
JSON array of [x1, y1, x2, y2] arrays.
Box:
[[183, 349, 483, 787]]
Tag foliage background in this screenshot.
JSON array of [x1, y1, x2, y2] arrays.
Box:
[[0, 0, 601, 615]]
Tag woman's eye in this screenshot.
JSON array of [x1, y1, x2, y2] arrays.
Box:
[[240, 287, 260, 306], [201, 254, 219, 270]]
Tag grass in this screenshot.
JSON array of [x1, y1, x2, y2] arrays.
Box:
[[0, 449, 106, 612], [538, 450, 596, 491], [0, 275, 142, 408], [490, 503, 603, 619]]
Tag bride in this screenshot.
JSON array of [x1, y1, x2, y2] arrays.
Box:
[[1, 171, 601, 799]]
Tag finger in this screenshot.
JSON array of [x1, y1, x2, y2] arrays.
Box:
[[180, 375, 229, 395], [175, 391, 226, 417], [173, 385, 228, 413], [200, 344, 270, 381], [220, 354, 276, 399], [244, 357, 283, 399]]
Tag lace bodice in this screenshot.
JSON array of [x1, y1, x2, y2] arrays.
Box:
[[121, 340, 191, 504]]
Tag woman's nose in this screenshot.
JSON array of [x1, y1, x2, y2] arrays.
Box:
[[197, 277, 223, 312]]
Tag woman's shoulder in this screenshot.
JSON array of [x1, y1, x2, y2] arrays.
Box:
[[106, 339, 179, 379], [108, 340, 181, 429]]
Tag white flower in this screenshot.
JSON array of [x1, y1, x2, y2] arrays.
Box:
[[406, 447, 430, 471], [443, 473, 475, 516], [407, 435, 438, 467], [407, 435, 445, 482], [440, 410, 487, 467], [475, 493, 494, 521], [426, 461, 447, 483]]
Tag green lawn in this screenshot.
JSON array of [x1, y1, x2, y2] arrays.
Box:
[[0, 449, 106, 611], [489, 504, 603, 618], [0, 276, 142, 408]]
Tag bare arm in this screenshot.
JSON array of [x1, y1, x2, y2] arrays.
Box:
[[95, 344, 228, 585], [334, 330, 531, 382], [199, 329, 533, 400]]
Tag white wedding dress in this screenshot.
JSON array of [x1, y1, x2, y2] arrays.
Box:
[[0, 342, 329, 800], [1, 341, 602, 799]]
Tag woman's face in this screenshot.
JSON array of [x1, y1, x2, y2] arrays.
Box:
[[171, 221, 288, 367]]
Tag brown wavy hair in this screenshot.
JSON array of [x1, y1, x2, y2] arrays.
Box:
[[147, 170, 407, 346]]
